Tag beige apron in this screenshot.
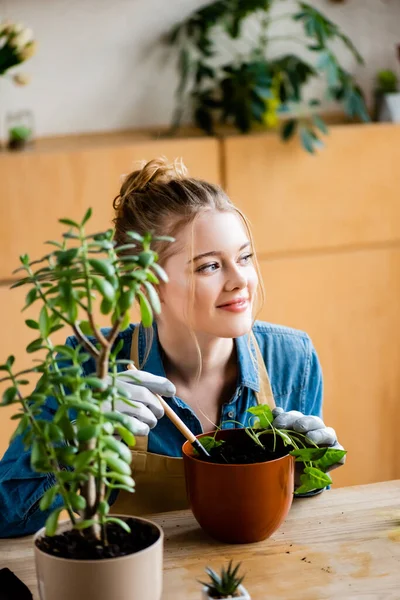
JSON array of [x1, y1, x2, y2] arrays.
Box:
[[111, 328, 276, 515]]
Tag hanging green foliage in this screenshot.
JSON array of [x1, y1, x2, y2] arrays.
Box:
[[167, 0, 369, 153]]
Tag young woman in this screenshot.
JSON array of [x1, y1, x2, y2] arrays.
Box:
[[0, 158, 344, 537]]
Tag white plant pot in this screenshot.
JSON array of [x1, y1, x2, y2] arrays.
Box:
[[201, 585, 251, 600], [34, 516, 163, 600], [378, 92, 400, 123]]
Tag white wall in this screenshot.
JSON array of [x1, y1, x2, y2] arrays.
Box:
[[1, 0, 399, 138]]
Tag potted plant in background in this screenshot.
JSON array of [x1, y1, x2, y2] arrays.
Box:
[[182, 405, 346, 544], [167, 0, 369, 153], [200, 561, 250, 600], [0, 209, 170, 600], [374, 69, 400, 123], [0, 20, 36, 149]]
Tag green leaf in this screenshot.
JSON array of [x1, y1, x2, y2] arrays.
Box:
[[25, 319, 39, 330], [45, 507, 63, 536], [59, 218, 79, 228], [40, 485, 59, 511], [247, 405, 273, 429], [100, 298, 114, 315], [54, 345, 76, 360], [73, 519, 98, 531], [303, 466, 332, 490], [105, 517, 131, 533], [24, 288, 37, 309], [1, 386, 18, 406], [77, 425, 101, 442], [312, 115, 328, 135], [26, 339, 44, 353], [104, 411, 137, 435], [290, 447, 328, 462], [39, 306, 51, 338], [137, 251, 154, 269], [74, 449, 97, 470], [143, 281, 161, 315], [88, 259, 115, 278], [299, 127, 316, 154], [198, 435, 225, 454], [115, 426, 135, 447], [103, 436, 132, 463], [81, 207, 92, 226], [314, 448, 347, 471], [6, 355, 15, 368], [98, 500, 110, 516], [56, 248, 79, 266], [120, 311, 130, 331], [126, 232, 144, 243], [282, 119, 297, 141], [83, 377, 108, 390], [92, 276, 116, 302], [68, 492, 87, 511], [79, 320, 94, 336], [118, 289, 135, 313], [106, 472, 135, 487], [138, 290, 153, 327], [104, 452, 131, 475], [67, 399, 101, 414]]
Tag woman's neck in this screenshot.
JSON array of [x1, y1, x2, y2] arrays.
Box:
[[156, 321, 235, 387]]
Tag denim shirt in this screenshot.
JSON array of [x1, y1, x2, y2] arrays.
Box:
[[0, 321, 323, 538]]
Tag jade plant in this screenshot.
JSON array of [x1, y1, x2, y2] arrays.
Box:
[[167, 0, 369, 153], [0, 209, 170, 542], [200, 560, 246, 599], [198, 405, 347, 495]]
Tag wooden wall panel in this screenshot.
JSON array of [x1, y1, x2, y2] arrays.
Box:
[[0, 137, 221, 280], [256, 248, 400, 487], [224, 124, 400, 255]]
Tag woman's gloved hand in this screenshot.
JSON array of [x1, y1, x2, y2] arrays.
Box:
[[102, 370, 176, 436], [272, 407, 346, 473]]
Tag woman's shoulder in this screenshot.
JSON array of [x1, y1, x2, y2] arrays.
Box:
[[251, 320, 317, 387], [252, 320, 311, 345]]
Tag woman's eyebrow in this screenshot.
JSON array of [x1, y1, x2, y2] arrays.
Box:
[[189, 241, 250, 263]]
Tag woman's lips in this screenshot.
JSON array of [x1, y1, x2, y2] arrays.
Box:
[[217, 298, 249, 313]]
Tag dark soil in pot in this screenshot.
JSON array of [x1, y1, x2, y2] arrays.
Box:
[[35, 518, 160, 560], [198, 429, 289, 464]]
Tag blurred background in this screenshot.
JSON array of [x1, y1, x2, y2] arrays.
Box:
[[1, 0, 400, 490]]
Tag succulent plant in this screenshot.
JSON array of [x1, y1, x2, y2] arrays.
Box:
[[200, 561, 245, 598]]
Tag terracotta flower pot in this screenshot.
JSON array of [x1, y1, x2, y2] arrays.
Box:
[[34, 515, 163, 600], [182, 429, 294, 544]]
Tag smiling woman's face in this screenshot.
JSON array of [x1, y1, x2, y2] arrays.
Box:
[[159, 210, 259, 339]]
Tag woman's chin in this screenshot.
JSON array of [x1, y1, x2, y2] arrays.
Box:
[[212, 313, 254, 338]]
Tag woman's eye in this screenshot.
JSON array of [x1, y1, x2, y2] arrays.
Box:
[[239, 253, 253, 264], [196, 262, 219, 274]]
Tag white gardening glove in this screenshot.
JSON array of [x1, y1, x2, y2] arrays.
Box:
[[272, 407, 345, 473], [102, 370, 176, 436]]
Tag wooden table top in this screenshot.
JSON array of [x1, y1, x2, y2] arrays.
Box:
[[1, 480, 399, 599]]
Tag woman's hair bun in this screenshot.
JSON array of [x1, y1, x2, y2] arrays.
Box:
[[120, 157, 188, 198]]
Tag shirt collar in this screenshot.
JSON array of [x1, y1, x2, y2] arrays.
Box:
[[137, 323, 260, 393]]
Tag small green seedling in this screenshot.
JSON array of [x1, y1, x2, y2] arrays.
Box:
[[198, 405, 347, 495]]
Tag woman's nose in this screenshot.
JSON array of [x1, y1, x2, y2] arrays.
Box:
[[224, 264, 247, 291]]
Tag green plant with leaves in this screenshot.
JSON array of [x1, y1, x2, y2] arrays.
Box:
[[200, 560, 245, 599], [376, 70, 398, 94], [0, 209, 171, 543], [200, 404, 347, 495], [167, 0, 369, 153]]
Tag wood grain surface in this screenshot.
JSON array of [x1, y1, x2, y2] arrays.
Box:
[[1, 480, 399, 599]]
